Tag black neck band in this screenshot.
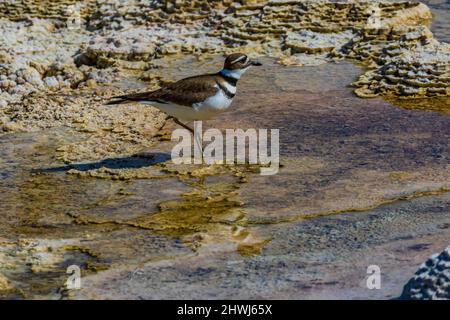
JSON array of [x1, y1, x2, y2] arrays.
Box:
[[219, 71, 238, 86]]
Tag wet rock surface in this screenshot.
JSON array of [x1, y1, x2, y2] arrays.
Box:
[[423, 0, 450, 43], [0, 1, 449, 299], [0, 59, 449, 299]]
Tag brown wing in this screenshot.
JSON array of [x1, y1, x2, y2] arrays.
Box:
[[155, 75, 220, 106], [106, 74, 219, 107]]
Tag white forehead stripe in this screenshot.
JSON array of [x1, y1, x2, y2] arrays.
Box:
[[230, 55, 246, 64]]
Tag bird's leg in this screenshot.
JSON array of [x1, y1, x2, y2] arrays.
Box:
[[166, 116, 205, 164], [166, 116, 194, 134]]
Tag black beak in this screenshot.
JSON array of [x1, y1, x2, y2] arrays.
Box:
[[251, 61, 262, 66]]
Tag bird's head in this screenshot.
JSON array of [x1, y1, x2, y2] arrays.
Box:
[[221, 53, 262, 79]]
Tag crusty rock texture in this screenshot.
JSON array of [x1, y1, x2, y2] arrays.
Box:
[[400, 245, 450, 300], [353, 42, 449, 98], [0, 1, 446, 85]]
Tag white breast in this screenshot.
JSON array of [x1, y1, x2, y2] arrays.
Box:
[[141, 85, 234, 121], [195, 87, 232, 111]]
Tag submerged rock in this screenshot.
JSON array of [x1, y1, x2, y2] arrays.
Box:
[[400, 245, 450, 300]]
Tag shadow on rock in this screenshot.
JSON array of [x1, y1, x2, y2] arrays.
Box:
[[34, 152, 171, 173]]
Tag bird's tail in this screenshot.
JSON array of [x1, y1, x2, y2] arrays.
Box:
[[104, 97, 129, 105], [105, 92, 152, 105]]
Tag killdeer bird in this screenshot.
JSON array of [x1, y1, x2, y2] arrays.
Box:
[[106, 53, 262, 133]]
